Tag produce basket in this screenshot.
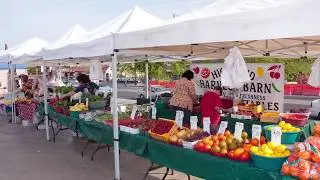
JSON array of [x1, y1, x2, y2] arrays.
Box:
[[149, 119, 178, 143], [251, 152, 288, 171], [263, 125, 301, 144], [89, 101, 107, 110], [280, 113, 309, 126]]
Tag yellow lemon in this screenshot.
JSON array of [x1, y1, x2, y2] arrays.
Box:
[[282, 123, 292, 131], [257, 67, 265, 77], [283, 150, 291, 156], [275, 145, 286, 153], [262, 144, 269, 150], [279, 121, 286, 127], [250, 146, 259, 154], [267, 142, 276, 150]]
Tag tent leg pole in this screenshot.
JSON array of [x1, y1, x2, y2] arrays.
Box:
[[42, 61, 50, 141], [10, 62, 14, 123], [145, 57, 149, 99], [112, 50, 120, 180]]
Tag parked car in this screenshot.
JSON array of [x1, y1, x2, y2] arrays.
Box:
[[138, 85, 171, 101], [310, 99, 320, 118], [97, 86, 113, 95]]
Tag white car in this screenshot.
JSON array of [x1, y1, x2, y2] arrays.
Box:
[[138, 85, 171, 100], [97, 86, 113, 95], [310, 99, 320, 118]]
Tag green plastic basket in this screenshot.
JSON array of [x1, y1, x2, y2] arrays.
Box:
[[251, 152, 288, 171], [263, 125, 300, 144]]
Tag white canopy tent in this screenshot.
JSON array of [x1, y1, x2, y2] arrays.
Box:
[[115, 0, 320, 58], [43, 6, 164, 62], [20, 24, 88, 66], [0, 37, 49, 63]]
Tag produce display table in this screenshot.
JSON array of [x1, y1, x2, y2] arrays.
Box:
[[156, 100, 317, 140], [37, 106, 317, 180], [147, 140, 282, 180]]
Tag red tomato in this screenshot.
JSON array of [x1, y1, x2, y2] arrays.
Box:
[[250, 138, 259, 146], [240, 152, 250, 161], [198, 142, 205, 149], [260, 136, 266, 144], [228, 150, 235, 158]]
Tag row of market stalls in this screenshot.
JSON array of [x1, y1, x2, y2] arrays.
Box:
[[1, 0, 320, 179]]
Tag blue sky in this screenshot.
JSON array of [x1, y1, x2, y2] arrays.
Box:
[[1, 0, 215, 48]]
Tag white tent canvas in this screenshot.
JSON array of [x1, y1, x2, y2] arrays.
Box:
[[45, 6, 163, 61], [0, 37, 49, 63], [115, 0, 320, 59], [20, 25, 88, 65]]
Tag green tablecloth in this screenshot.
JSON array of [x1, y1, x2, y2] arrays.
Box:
[[77, 119, 148, 156]]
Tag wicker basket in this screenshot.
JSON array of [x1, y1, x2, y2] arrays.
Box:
[[149, 119, 178, 143]]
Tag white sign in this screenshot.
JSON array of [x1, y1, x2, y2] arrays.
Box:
[[252, 124, 262, 141], [130, 106, 138, 120], [175, 111, 184, 127], [234, 122, 244, 141], [271, 126, 282, 146], [203, 117, 211, 134], [190, 116, 198, 130], [190, 63, 285, 112], [217, 121, 228, 135], [151, 106, 157, 120]]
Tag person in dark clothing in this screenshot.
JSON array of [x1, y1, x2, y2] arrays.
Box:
[[63, 74, 99, 98]]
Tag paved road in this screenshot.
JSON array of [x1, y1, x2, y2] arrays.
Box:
[[116, 85, 319, 112]]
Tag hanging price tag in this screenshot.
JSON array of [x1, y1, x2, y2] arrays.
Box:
[[271, 126, 282, 146], [175, 111, 184, 127], [217, 121, 228, 135], [190, 116, 198, 130], [130, 106, 138, 120], [203, 117, 211, 134], [234, 122, 244, 141], [252, 124, 262, 141], [151, 106, 157, 120]]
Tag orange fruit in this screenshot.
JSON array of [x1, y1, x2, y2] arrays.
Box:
[[243, 144, 252, 152], [298, 151, 310, 160], [281, 165, 290, 175]]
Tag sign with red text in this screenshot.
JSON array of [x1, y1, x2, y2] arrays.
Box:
[[190, 63, 284, 112]]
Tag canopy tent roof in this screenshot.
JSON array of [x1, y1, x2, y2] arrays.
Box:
[[42, 6, 164, 62], [0, 37, 49, 63], [20, 25, 88, 65], [115, 0, 320, 59]]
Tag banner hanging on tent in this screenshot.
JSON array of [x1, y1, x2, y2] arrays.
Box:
[[190, 63, 284, 112]]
